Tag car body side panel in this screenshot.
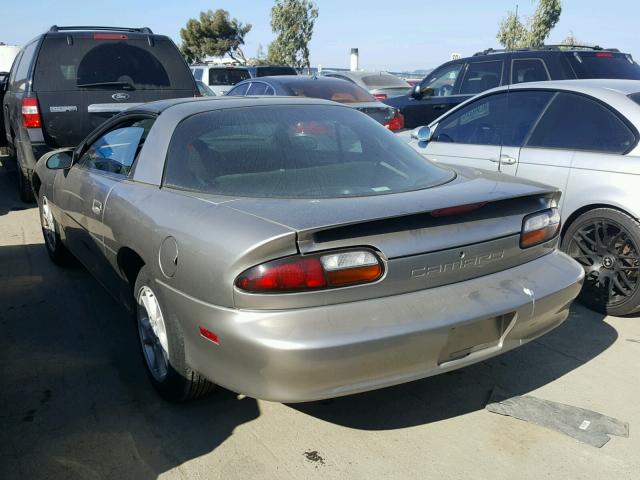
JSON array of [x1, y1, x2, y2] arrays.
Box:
[[562, 152, 640, 221]]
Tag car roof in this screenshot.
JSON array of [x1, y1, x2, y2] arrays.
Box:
[[248, 75, 348, 85], [129, 94, 343, 115], [326, 71, 394, 79], [489, 79, 640, 96]]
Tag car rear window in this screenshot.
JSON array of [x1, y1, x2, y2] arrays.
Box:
[[567, 52, 640, 79], [361, 74, 409, 88], [33, 36, 194, 91], [208, 68, 251, 86], [164, 105, 453, 198], [629, 93, 640, 105], [254, 66, 297, 76], [280, 79, 376, 103]]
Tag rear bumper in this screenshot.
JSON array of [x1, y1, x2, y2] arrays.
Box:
[[157, 250, 584, 402]]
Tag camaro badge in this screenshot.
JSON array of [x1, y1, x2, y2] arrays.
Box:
[[411, 250, 505, 278]]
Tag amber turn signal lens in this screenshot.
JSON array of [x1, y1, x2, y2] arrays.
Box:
[[520, 208, 561, 248], [326, 264, 383, 286]]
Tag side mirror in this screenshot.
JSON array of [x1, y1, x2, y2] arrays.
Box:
[[411, 85, 433, 100], [410, 126, 432, 143], [44, 150, 74, 170]]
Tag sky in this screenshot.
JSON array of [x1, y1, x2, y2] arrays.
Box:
[[2, 0, 639, 72]]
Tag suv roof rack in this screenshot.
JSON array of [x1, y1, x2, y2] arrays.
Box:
[[473, 45, 620, 56], [48, 25, 154, 34]]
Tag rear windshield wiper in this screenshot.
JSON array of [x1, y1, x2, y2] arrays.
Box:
[[76, 81, 136, 90]]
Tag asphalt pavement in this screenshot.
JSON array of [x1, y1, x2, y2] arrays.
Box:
[[1, 157, 639, 479]]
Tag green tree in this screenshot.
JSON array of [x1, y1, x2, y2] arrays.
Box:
[[267, 0, 319, 68], [180, 9, 252, 64], [497, 1, 562, 49], [561, 31, 592, 47]]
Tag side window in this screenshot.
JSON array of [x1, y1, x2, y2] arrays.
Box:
[[432, 94, 507, 146], [420, 64, 463, 97], [8, 51, 23, 87], [459, 60, 503, 95], [78, 118, 154, 176], [512, 58, 550, 84], [503, 90, 555, 146], [247, 82, 268, 95], [192, 68, 203, 81], [227, 83, 249, 96], [13, 42, 39, 92], [264, 85, 275, 95], [527, 92, 636, 153]]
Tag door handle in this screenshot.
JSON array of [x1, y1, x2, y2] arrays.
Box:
[[500, 154, 517, 165], [433, 104, 447, 110], [92, 199, 102, 215]]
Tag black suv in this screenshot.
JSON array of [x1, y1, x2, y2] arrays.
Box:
[[384, 45, 640, 130], [2, 26, 198, 201]]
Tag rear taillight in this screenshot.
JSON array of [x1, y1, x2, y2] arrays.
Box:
[[384, 109, 405, 131], [596, 52, 613, 58], [373, 93, 388, 100], [520, 208, 561, 248], [94, 33, 128, 40], [21, 97, 42, 128], [235, 249, 383, 293]]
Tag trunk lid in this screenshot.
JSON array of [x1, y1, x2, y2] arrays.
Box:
[[227, 167, 560, 310], [349, 101, 396, 125]]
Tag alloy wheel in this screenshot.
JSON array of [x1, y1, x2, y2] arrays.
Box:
[[41, 196, 57, 251], [567, 219, 640, 309], [137, 286, 169, 382]]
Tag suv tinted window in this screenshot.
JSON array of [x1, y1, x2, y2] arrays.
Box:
[[33, 36, 193, 91], [459, 60, 503, 95], [420, 63, 462, 97], [567, 52, 640, 79], [512, 58, 550, 84], [13, 42, 38, 91], [164, 105, 453, 198], [79, 118, 154, 175], [527, 92, 636, 153], [254, 66, 296, 76], [433, 94, 507, 146], [503, 90, 554, 146], [208, 68, 250, 86]]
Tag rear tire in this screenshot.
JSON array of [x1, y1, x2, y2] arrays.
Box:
[[134, 266, 215, 402], [562, 208, 640, 316], [16, 147, 35, 203]]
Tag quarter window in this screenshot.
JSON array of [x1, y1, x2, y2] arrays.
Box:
[[459, 61, 503, 95], [13, 42, 38, 91], [192, 68, 203, 81], [247, 82, 268, 95], [432, 94, 507, 146], [420, 64, 463, 97], [512, 58, 550, 84], [79, 118, 154, 176], [527, 92, 636, 153]]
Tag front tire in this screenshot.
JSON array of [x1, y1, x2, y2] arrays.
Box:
[[38, 191, 73, 266], [134, 266, 215, 402], [562, 208, 640, 316]]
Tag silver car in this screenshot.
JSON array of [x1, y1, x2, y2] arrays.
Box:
[[401, 79, 640, 316], [32, 96, 583, 402], [324, 70, 412, 100]]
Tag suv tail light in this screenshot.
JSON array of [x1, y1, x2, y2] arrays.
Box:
[[384, 109, 405, 131], [373, 93, 388, 100], [235, 249, 383, 293], [21, 97, 42, 128], [520, 208, 561, 248]]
